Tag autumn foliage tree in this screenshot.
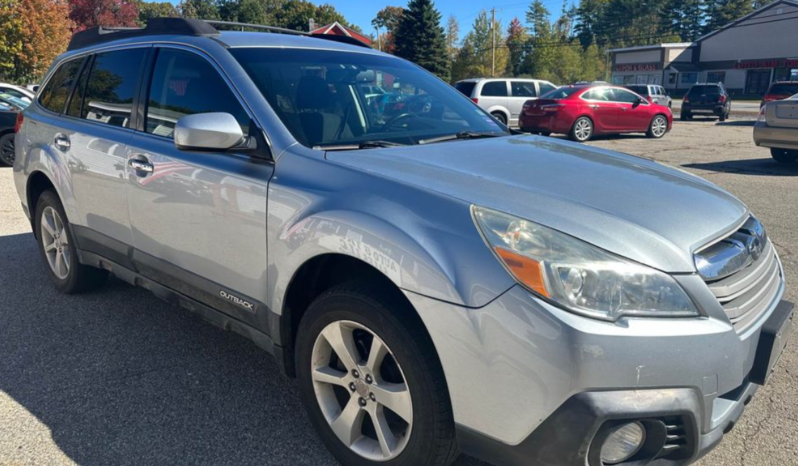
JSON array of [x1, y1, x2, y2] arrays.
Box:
[[0, 0, 72, 83], [69, 0, 140, 32]]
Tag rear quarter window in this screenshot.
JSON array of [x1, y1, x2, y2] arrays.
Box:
[[39, 59, 84, 114], [455, 81, 476, 97]]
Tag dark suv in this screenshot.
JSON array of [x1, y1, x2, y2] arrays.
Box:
[[681, 83, 731, 121]]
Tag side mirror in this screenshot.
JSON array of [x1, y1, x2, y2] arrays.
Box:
[[174, 113, 244, 151]]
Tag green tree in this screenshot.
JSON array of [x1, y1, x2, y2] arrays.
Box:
[[451, 11, 507, 81], [574, 0, 609, 47], [505, 17, 528, 76], [393, 0, 450, 80], [445, 14, 460, 61], [704, 0, 754, 33], [179, 0, 220, 20], [580, 42, 606, 82], [0, 0, 24, 78], [217, 0, 269, 24], [135, 0, 178, 25], [372, 6, 403, 52]]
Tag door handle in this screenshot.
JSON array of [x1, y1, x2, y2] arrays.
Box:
[[54, 133, 70, 152], [589, 105, 600, 109], [621, 107, 629, 111], [129, 158, 154, 174]]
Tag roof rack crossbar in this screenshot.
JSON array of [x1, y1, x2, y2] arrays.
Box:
[[67, 17, 372, 52]]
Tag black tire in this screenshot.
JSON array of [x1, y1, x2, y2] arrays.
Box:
[[771, 148, 798, 164], [491, 112, 507, 125], [539, 131, 551, 137], [0, 132, 14, 167], [569, 116, 593, 142], [646, 115, 668, 139], [34, 190, 108, 293], [296, 280, 458, 466], [719, 112, 726, 122]]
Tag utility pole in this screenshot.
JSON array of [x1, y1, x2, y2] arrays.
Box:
[[491, 7, 496, 77]]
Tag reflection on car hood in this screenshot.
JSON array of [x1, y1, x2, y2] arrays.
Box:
[[327, 135, 748, 272]]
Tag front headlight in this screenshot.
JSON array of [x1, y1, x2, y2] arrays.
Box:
[[473, 206, 698, 321]]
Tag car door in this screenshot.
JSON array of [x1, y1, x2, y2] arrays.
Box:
[[583, 87, 621, 132], [479, 80, 510, 122], [613, 88, 652, 131], [44, 48, 148, 247], [125, 46, 273, 326], [508, 81, 537, 126]]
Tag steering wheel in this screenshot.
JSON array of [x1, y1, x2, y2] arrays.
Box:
[[382, 113, 415, 131]]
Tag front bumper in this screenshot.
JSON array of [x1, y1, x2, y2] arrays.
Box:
[[405, 283, 792, 466], [753, 121, 798, 150]]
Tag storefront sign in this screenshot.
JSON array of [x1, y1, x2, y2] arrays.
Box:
[[615, 63, 659, 72], [735, 59, 798, 69]]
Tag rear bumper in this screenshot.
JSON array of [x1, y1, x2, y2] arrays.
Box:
[[754, 121, 798, 150], [683, 104, 725, 114], [519, 114, 572, 133]]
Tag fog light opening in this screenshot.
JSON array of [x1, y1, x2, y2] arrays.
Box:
[[600, 421, 646, 465]]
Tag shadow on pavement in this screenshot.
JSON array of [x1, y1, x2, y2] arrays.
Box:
[[0, 232, 487, 466], [684, 158, 798, 176], [715, 120, 756, 127]]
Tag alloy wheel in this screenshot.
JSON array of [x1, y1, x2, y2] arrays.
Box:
[[574, 119, 592, 141], [40, 206, 71, 279], [651, 116, 667, 137], [311, 320, 413, 461], [0, 134, 14, 166]]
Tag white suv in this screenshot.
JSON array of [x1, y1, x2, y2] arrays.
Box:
[[455, 78, 558, 127]]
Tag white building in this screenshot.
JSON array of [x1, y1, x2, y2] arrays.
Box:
[[609, 0, 798, 95]]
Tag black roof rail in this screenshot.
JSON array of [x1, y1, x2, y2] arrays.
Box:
[[206, 20, 371, 49], [68, 18, 218, 51], [67, 17, 372, 52]]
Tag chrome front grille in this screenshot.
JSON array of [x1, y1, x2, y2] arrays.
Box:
[[697, 217, 782, 332]]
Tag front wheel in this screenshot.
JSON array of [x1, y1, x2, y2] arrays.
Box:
[[771, 148, 798, 164], [296, 281, 458, 466], [569, 117, 593, 142], [647, 115, 668, 138], [0, 132, 14, 167]]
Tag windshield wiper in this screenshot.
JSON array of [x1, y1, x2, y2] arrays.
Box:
[[314, 140, 407, 151], [418, 131, 505, 145]]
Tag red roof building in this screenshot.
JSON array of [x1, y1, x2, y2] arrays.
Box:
[[310, 21, 372, 46]]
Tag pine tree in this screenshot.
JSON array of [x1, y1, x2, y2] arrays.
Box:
[[445, 15, 460, 61], [704, 0, 755, 33], [393, 0, 450, 81], [451, 11, 507, 81]]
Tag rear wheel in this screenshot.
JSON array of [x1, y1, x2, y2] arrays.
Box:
[[647, 115, 668, 138], [569, 117, 593, 142], [0, 132, 14, 167], [296, 281, 458, 466], [719, 111, 727, 122], [771, 148, 798, 164], [680, 112, 692, 121], [35, 191, 108, 293], [491, 112, 507, 125]]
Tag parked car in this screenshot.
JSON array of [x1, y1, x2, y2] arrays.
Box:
[[754, 93, 798, 163], [761, 81, 798, 107], [625, 84, 672, 108], [519, 84, 673, 142], [454, 77, 558, 127], [0, 83, 35, 103], [15, 18, 792, 466], [0, 94, 27, 166], [681, 83, 731, 121]]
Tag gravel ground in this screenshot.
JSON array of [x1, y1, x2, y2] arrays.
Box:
[[0, 117, 796, 466]]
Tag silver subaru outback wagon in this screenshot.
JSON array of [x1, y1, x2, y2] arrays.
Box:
[[13, 18, 793, 466]]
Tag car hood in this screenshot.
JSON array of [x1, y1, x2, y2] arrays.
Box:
[[326, 135, 748, 273]]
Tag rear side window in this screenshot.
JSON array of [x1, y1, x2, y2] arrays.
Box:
[[67, 57, 91, 118], [626, 86, 647, 96], [511, 81, 537, 97], [39, 59, 84, 114], [539, 83, 556, 95], [455, 81, 476, 97], [481, 81, 508, 97], [145, 48, 250, 138], [770, 83, 798, 95], [81, 49, 147, 128]]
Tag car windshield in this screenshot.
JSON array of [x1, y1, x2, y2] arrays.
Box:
[[0, 93, 29, 110], [541, 86, 585, 99], [770, 83, 798, 95], [231, 48, 508, 148], [454, 81, 477, 97], [688, 85, 721, 96], [626, 86, 648, 95]]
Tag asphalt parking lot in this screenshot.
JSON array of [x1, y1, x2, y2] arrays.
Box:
[[1, 118, 797, 466]]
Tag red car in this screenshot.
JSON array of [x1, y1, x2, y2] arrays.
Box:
[[761, 81, 798, 107], [519, 84, 673, 142]]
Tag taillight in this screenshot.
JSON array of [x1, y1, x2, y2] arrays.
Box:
[[763, 95, 775, 102], [541, 104, 564, 112], [14, 112, 23, 133], [683, 95, 690, 103], [719, 95, 727, 103], [471, 97, 479, 104], [758, 107, 766, 122]]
